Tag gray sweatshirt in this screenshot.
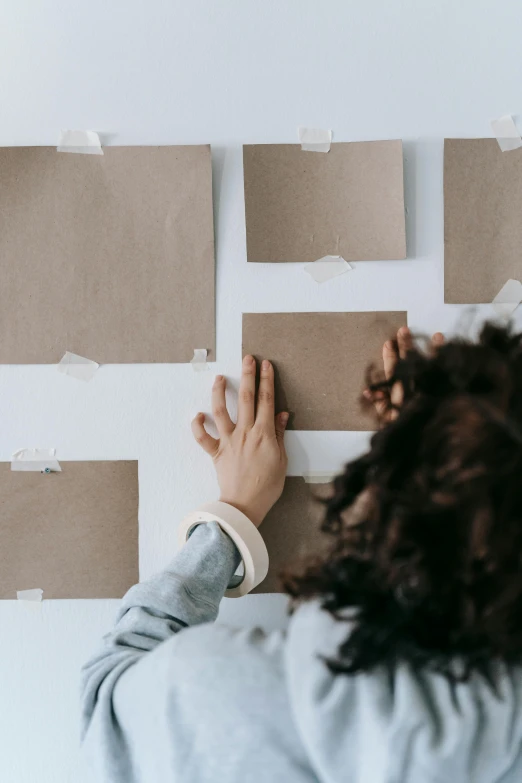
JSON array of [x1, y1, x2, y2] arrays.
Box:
[[80, 521, 522, 782]]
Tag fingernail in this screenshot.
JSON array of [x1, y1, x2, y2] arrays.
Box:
[[215, 375, 224, 382], [280, 412, 289, 424], [363, 389, 371, 399], [385, 341, 394, 350], [243, 354, 254, 365], [262, 359, 270, 370]]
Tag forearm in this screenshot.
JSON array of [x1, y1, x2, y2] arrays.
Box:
[[81, 521, 240, 737]]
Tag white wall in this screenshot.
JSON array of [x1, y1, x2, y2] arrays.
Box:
[[1, 0, 521, 780]]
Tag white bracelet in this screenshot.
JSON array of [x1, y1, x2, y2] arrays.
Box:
[[177, 501, 269, 598]]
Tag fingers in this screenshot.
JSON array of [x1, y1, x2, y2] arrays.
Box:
[[370, 390, 390, 418], [397, 326, 412, 359], [382, 340, 397, 380], [275, 411, 289, 446], [370, 328, 443, 422], [382, 326, 411, 379], [378, 326, 410, 417], [237, 355, 256, 430], [191, 413, 219, 456], [212, 375, 234, 436], [390, 380, 404, 410], [373, 336, 400, 415], [256, 359, 275, 428]]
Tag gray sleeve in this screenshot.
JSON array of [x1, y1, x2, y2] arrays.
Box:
[[80, 521, 240, 739]]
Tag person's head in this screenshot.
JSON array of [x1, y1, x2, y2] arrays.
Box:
[[285, 322, 522, 680]]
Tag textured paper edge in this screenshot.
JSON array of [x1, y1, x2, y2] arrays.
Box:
[[491, 115, 522, 152], [303, 256, 353, 283], [57, 352, 99, 381], [190, 348, 209, 372], [57, 129, 103, 155], [298, 127, 332, 153]]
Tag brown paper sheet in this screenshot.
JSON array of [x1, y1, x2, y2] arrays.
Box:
[[243, 141, 406, 263], [253, 477, 331, 594], [444, 139, 522, 303], [0, 146, 215, 363], [242, 311, 407, 430], [0, 461, 138, 599]]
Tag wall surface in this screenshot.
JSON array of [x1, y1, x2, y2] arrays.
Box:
[[1, 1, 521, 780]]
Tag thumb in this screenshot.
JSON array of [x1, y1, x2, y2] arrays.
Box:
[[275, 412, 289, 448]]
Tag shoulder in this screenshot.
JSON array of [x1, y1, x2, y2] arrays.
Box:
[[113, 620, 291, 741], [106, 619, 314, 781], [166, 621, 287, 692], [286, 599, 356, 672], [148, 622, 306, 761]]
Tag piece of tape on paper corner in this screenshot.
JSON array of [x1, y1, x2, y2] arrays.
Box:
[[491, 115, 522, 152], [11, 448, 62, 473], [492, 278, 522, 316], [191, 349, 209, 371], [57, 352, 99, 381], [17, 589, 43, 602], [298, 127, 332, 153], [302, 471, 336, 484], [304, 256, 353, 283], [57, 130, 103, 155]]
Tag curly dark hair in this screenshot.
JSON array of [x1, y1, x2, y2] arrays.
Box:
[[284, 322, 522, 681]]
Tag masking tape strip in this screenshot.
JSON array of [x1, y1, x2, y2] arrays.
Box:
[[303, 256, 353, 284], [57, 351, 99, 381], [57, 129, 103, 155], [11, 448, 62, 473], [491, 115, 522, 152], [302, 471, 336, 484], [178, 501, 269, 597], [298, 127, 332, 153], [17, 589, 43, 602], [190, 349, 209, 372], [492, 278, 522, 316]]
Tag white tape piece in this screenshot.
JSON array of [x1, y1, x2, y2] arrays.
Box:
[[303, 256, 353, 284], [57, 352, 99, 381], [190, 349, 209, 372], [491, 115, 522, 152], [492, 279, 522, 316], [57, 130, 103, 155], [302, 471, 336, 484], [298, 127, 332, 153], [11, 448, 62, 473], [17, 589, 43, 602]]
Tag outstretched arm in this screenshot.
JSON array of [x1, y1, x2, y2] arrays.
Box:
[[81, 355, 288, 748]]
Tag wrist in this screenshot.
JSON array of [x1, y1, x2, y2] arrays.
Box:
[[218, 497, 264, 528], [178, 501, 269, 597]]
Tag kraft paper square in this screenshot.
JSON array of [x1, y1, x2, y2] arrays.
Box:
[[0, 146, 215, 363], [243, 141, 406, 263], [0, 461, 138, 599], [243, 311, 407, 430], [445, 138, 522, 303]]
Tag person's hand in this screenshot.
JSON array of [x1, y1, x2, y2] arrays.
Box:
[[366, 326, 444, 421], [191, 355, 289, 527]]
